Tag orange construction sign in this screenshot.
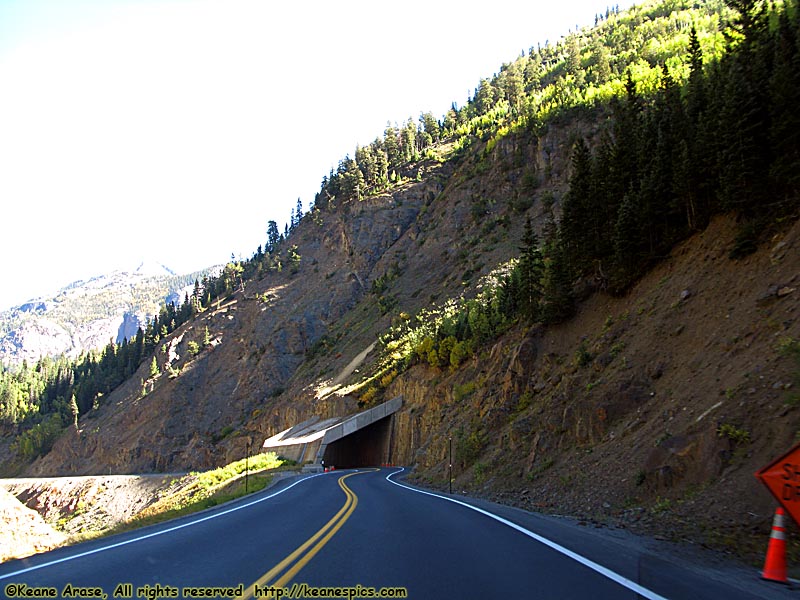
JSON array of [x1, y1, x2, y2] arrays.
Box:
[[756, 441, 800, 526]]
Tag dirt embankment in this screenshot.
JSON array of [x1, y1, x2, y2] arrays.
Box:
[[0, 474, 176, 562], [0, 488, 65, 563]]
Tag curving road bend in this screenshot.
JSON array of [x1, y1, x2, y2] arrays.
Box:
[[0, 468, 792, 599]]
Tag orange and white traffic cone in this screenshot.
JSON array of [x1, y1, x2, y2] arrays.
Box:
[[762, 507, 789, 584]]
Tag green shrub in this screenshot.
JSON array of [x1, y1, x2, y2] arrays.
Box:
[[13, 414, 63, 459], [717, 423, 751, 444], [574, 341, 593, 367], [454, 381, 477, 402]]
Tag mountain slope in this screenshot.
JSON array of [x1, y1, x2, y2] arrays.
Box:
[[7, 0, 800, 563], [0, 264, 215, 365], [388, 214, 799, 559], [24, 118, 800, 560]]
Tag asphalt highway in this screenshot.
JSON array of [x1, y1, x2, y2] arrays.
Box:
[[0, 468, 794, 599]]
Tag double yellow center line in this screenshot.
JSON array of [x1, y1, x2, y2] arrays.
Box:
[[243, 470, 373, 597]]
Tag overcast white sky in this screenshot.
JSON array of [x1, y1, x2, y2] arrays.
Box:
[[0, 0, 635, 310]]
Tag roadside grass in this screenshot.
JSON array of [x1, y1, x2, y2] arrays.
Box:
[[69, 452, 296, 543]]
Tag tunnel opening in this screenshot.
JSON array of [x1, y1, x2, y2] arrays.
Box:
[[321, 414, 393, 469], [261, 397, 402, 471]]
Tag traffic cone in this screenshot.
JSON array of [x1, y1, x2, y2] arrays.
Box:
[[761, 507, 789, 584]]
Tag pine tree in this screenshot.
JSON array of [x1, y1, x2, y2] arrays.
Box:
[[719, 0, 772, 217], [133, 327, 145, 365], [768, 7, 800, 204], [643, 64, 686, 250], [560, 138, 593, 276], [591, 129, 617, 261], [267, 221, 281, 252], [683, 26, 712, 230], [540, 227, 574, 324], [473, 78, 497, 116], [517, 216, 544, 322], [565, 34, 581, 77], [340, 156, 365, 201], [400, 118, 417, 163], [611, 191, 644, 291], [420, 112, 440, 145], [68, 393, 79, 431], [384, 124, 402, 173], [373, 140, 389, 189], [149, 356, 159, 378], [609, 73, 643, 201]]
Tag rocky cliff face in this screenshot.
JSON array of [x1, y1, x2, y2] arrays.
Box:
[[27, 155, 458, 475]]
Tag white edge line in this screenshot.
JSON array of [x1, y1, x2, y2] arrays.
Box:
[[386, 468, 669, 600], [0, 472, 326, 581]]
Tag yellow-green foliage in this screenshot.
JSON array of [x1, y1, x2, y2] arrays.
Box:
[[12, 413, 63, 459], [360, 386, 379, 405], [717, 423, 751, 445], [380, 369, 398, 388], [74, 453, 288, 543], [128, 453, 283, 524], [454, 381, 477, 402], [194, 452, 283, 490]]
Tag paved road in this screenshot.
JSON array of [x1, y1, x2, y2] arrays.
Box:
[[0, 468, 794, 599]]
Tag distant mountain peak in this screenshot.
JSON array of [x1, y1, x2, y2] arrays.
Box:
[[0, 262, 216, 364]]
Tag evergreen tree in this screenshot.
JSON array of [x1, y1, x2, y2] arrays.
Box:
[[420, 112, 441, 145], [540, 227, 574, 324], [643, 64, 686, 250], [340, 156, 365, 201], [133, 327, 145, 364], [683, 26, 712, 230], [611, 190, 645, 291], [373, 139, 389, 188], [609, 73, 643, 201], [400, 119, 417, 163], [768, 7, 800, 204], [565, 34, 581, 77], [501, 61, 525, 115], [718, 0, 772, 217], [267, 220, 281, 252], [384, 124, 401, 173], [473, 78, 497, 116], [68, 393, 79, 431], [560, 138, 594, 276], [590, 42, 611, 85], [517, 216, 544, 322], [192, 279, 202, 312], [590, 129, 617, 262]]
